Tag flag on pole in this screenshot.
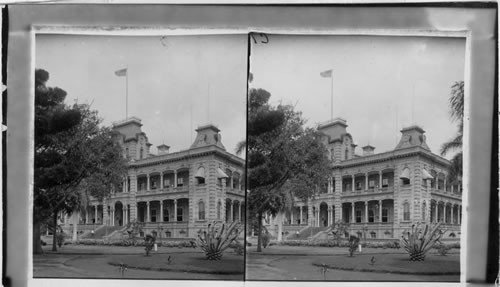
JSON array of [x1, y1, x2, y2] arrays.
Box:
[[320, 69, 332, 78], [115, 68, 127, 77]]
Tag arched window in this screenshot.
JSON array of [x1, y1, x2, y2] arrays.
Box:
[[217, 201, 221, 220], [140, 147, 144, 159], [198, 201, 205, 220], [403, 201, 410, 221], [370, 231, 377, 238]]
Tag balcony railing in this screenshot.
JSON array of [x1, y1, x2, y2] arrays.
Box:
[[341, 187, 394, 197], [430, 188, 462, 199], [137, 185, 190, 194]]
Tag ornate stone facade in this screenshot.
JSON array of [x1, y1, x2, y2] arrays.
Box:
[[266, 118, 462, 241], [74, 117, 245, 238]]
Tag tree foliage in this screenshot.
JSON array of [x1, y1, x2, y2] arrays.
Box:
[[34, 69, 127, 253], [246, 87, 331, 251], [440, 81, 464, 184]]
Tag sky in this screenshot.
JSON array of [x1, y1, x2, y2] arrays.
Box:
[[250, 35, 465, 158], [36, 34, 247, 156]]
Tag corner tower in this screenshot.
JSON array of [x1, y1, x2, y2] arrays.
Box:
[[318, 117, 356, 162]]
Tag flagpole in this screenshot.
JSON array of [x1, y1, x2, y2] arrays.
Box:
[[126, 65, 129, 120], [330, 73, 333, 120]]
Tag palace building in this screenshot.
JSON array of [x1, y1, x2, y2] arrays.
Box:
[[265, 117, 462, 241], [63, 117, 245, 239]]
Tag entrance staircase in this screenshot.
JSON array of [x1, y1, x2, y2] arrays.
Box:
[[292, 226, 329, 240], [103, 225, 129, 240], [80, 225, 124, 239]]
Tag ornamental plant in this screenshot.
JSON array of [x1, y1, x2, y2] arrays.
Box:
[[347, 235, 360, 257], [144, 234, 156, 256], [197, 221, 242, 260], [401, 222, 445, 261]]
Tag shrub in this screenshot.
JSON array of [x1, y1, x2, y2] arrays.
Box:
[[229, 241, 244, 255], [438, 243, 450, 256], [56, 232, 65, 248], [401, 222, 445, 261], [261, 232, 272, 248], [348, 236, 360, 257], [144, 234, 156, 256], [197, 221, 242, 260]]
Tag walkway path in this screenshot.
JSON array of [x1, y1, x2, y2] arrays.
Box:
[[246, 245, 460, 282], [34, 245, 243, 280]]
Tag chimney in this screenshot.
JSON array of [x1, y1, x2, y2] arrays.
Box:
[[362, 145, 375, 156], [157, 144, 170, 155]]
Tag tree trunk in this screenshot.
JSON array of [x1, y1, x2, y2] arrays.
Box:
[[277, 212, 283, 242], [72, 211, 78, 242], [257, 212, 263, 252], [33, 211, 43, 254], [52, 211, 58, 252]]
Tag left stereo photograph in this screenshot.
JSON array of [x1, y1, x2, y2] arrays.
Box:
[[33, 33, 247, 280]]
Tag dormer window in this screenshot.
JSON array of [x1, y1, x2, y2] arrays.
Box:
[[195, 167, 206, 185]]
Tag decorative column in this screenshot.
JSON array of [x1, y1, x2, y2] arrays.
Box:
[[351, 202, 355, 223], [453, 205, 456, 224], [174, 199, 178, 222], [365, 174, 369, 190], [160, 201, 164, 222], [316, 208, 320, 226], [459, 205, 462, 224], [331, 205, 335, 224], [378, 200, 382, 222], [364, 201, 368, 223], [229, 200, 233, 222], [351, 176, 355, 191], [123, 178, 126, 193], [435, 202, 439, 223], [443, 204, 447, 223], [160, 173, 164, 189], [300, 206, 303, 225], [328, 207, 332, 226], [124, 207, 128, 225], [290, 207, 294, 224], [147, 175, 150, 191], [174, 171, 178, 188], [122, 208, 126, 225], [84, 208, 88, 224], [444, 177, 447, 192], [379, 171, 383, 188], [110, 208, 114, 226], [146, 201, 150, 222], [94, 206, 98, 224], [238, 202, 242, 222]]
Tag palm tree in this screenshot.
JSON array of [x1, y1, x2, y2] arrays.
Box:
[[440, 81, 464, 185]]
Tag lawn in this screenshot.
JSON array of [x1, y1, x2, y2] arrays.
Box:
[[312, 253, 460, 275], [108, 252, 245, 275]]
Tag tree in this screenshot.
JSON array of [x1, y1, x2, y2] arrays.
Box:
[[245, 88, 331, 252], [440, 81, 464, 185], [34, 69, 127, 253]]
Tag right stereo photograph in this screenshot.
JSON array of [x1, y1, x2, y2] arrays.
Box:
[[245, 33, 465, 282]]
